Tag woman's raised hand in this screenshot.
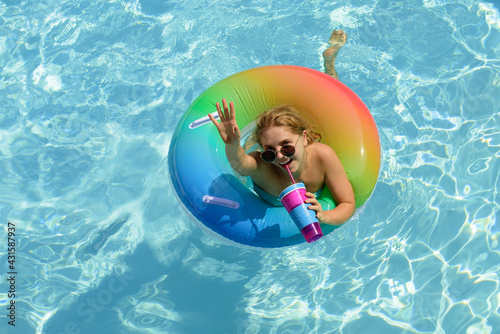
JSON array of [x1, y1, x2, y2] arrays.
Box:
[[208, 98, 241, 145]]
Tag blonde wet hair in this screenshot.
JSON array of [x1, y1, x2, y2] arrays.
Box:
[[252, 105, 321, 148]]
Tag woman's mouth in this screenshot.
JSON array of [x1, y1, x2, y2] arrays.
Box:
[[279, 158, 293, 167]]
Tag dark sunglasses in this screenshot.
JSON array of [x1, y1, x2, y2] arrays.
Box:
[[260, 136, 301, 163]]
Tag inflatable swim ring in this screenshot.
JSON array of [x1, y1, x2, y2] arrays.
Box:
[[168, 65, 380, 248]]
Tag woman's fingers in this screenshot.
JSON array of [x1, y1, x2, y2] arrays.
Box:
[[222, 98, 230, 119], [229, 100, 235, 120], [308, 202, 321, 211], [305, 192, 323, 214], [210, 99, 239, 144], [305, 192, 316, 202], [215, 102, 223, 121], [208, 112, 218, 126], [215, 98, 235, 121]]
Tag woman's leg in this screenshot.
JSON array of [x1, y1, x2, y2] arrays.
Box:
[[322, 30, 347, 80]]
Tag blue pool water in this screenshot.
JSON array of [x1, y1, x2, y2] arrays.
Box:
[[1, 0, 499, 333]]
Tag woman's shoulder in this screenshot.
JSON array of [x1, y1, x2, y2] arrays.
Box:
[[309, 142, 341, 166], [310, 141, 336, 156]]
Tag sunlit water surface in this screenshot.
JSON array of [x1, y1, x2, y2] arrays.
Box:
[[0, 0, 499, 333]]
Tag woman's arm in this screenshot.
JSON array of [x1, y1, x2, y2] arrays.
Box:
[[209, 99, 259, 176], [305, 145, 356, 225]]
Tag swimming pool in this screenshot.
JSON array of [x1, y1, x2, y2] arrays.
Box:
[[0, 0, 498, 333]]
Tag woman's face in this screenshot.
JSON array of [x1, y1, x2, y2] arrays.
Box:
[[259, 126, 307, 173]]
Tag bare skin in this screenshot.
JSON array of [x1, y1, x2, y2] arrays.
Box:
[[208, 99, 355, 226], [322, 30, 347, 80]]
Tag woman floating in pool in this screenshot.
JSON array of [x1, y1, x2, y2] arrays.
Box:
[[208, 30, 355, 226]]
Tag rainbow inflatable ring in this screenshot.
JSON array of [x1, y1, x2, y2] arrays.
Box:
[[168, 65, 380, 248]]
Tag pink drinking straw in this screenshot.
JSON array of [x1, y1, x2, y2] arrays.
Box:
[[285, 164, 296, 184]]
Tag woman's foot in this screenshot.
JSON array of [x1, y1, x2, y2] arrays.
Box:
[[322, 30, 347, 80]]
